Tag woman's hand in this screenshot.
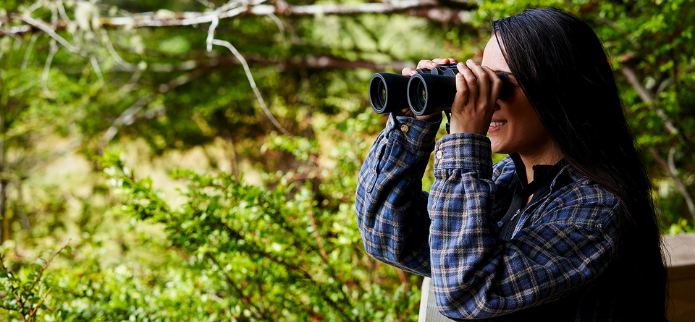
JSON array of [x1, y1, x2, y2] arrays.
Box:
[[399, 58, 458, 121], [449, 59, 503, 135]]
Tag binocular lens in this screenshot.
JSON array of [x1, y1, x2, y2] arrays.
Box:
[[408, 78, 428, 115], [368, 73, 410, 114]]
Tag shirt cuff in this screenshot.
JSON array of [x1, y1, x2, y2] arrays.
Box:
[[433, 133, 493, 178], [385, 113, 441, 150]]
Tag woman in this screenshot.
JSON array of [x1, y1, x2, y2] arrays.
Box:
[[355, 7, 667, 321]]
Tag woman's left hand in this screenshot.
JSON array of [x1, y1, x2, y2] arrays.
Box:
[[449, 60, 503, 135]]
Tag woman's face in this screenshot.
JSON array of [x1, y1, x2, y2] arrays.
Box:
[[481, 36, 552, 157]]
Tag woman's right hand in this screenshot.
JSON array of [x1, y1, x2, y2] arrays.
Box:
[[399, 58, 458, 120]]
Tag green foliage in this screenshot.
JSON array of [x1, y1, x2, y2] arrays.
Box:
[[0, 242, 69, 321], [90, 139, 420, 321], [0, 0, 694, 320]]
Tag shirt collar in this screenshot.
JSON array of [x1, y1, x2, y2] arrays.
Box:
[[509, 153, 567, 191]]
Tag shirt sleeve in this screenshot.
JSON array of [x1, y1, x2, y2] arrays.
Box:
[[428, 133, 620, 320], [355, 113, 441, 276]]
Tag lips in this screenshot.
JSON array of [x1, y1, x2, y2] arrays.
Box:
[[488, 120, 507, 133]]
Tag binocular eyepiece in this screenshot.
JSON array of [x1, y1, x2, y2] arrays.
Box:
[[368, 64, 514, 116]]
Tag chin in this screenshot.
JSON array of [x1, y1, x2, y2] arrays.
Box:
[[490, 140, 505, 154]]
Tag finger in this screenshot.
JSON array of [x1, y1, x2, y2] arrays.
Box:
[[452, 72, 469, 112], [448, 58, 458, 64], [417, 60, 438, 70], [466, 59, 489, 108], [482, 66, 503, 101], [402, 67, 418, 76], [432, 58, 450, 65], [400, 108, 415, 118], [458, 62, 478, 105]]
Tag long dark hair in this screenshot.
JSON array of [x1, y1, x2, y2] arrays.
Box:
[[493, 7, 667, 319]]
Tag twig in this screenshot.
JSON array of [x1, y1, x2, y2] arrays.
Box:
[[207, 16, 294, 137], [29, 287, 51, 317], [620, 65, 692, 146], [57, 0, 73, 23], [265, 12, 285, 34], [650, 147, 695, 221], [26, 242, 70, 294], [100, 29, 134, 68], [205, 253, 268, 320], [656, 62, 695, 96], [307, 197, 329, 264], [397, 269, 408, 292], [89, 56, 104, 85], [24, 1, 45, 16], [3, 0, 468, 36], [13, 293, 28, 322], [20, 34, 39, 70], [41, 39, 58, 98], [20, 15, 85, 56], [196, 0, 216, 9], [101, 70, 204, 147]]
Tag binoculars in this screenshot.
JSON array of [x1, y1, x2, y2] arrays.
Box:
[[368, 64, 514, 116]]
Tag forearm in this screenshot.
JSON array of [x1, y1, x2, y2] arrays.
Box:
[[355, 113, 441, 276]]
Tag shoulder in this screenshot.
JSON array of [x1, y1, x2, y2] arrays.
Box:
[[492, 155, 516, 183], [540, 167, 621, 229], [492, 156, 516, 199]]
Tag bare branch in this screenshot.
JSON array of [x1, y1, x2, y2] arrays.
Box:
[[101, 70, 205, 147], [19, 15, 85, 56], [90, 56, 104, 85], [656, 62, 695, 96], [4, 0, 473, 36], [195, 0, 216, 9], [110, 53, 408, 74], [57, 0, 73, 23], [20, 33, 39, 70], [25, 1, 45, 16], [650, 147, 695, 221], [100, 29, 135, 68], [265, 12, 285, 34], [620, 66, 681, 136], [307, 197, 328, 264], [41, 40, 58, 98], [208, 16, 294, 137]]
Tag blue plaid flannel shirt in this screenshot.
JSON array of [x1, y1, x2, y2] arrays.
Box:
[[355, 114, 621, 320]]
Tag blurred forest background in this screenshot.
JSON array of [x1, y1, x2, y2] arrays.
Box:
[[0, 0, 692, 320]]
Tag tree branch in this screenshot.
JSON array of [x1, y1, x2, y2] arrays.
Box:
[[207, 16, 294, 137], [100, 69, 205, 148], [109, 53, 409, 73], [2, 0, 475, 36], [620, 65, 692, 146], [650, 147, 695, 221], [18, 15, 85, 56]]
